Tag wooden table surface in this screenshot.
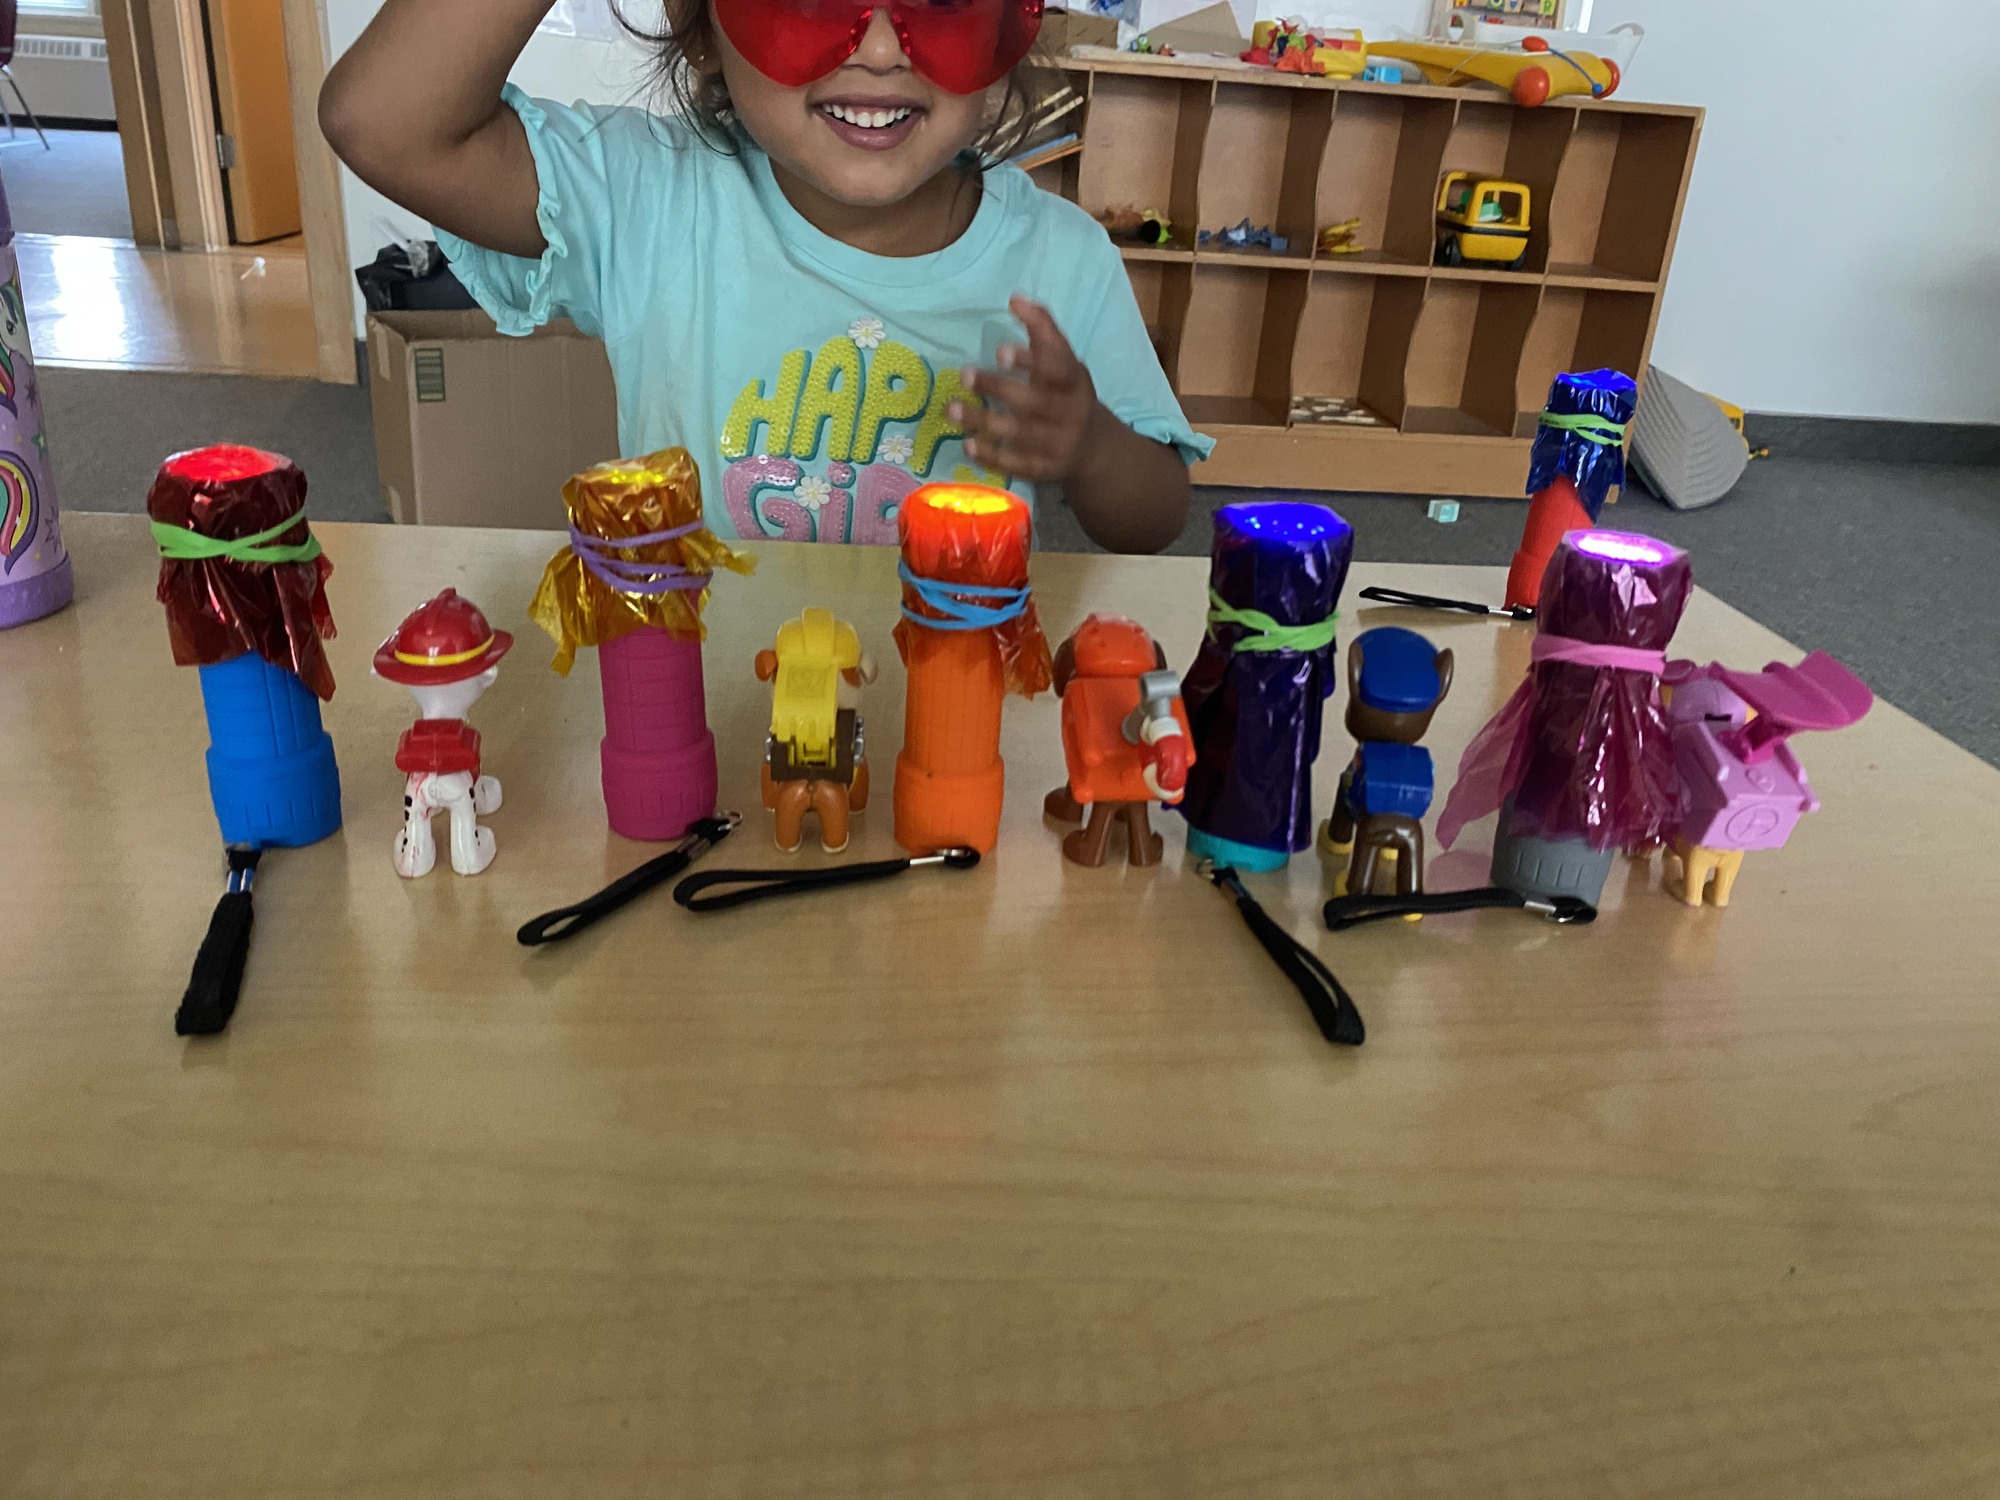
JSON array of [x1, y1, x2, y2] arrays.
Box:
[[5, 514, 1998, 1499]]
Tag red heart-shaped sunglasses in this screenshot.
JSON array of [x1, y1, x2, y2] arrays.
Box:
[[714, 0, 1045, 95]]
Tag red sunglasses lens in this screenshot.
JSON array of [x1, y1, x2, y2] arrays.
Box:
[[716, 0, 1042, 93], [895, 0, 1043, 93], [715, 0, 871, 88]]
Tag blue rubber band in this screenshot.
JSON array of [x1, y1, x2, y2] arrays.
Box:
[[898, 561, 1031, 631]]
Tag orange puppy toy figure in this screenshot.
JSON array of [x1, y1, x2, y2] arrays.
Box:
[[1043, 615, 1195, 868], [755, 608, 877, 854]]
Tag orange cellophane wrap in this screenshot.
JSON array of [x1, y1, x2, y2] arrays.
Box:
[[528, 447, 756, 676], [891, 484, 1052, 699]]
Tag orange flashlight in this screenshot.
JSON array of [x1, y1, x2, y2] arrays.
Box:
[[891, 484, 1051, 854]]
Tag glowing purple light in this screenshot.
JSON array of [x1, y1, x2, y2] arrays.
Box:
[[1573, 530, 1673, 566]]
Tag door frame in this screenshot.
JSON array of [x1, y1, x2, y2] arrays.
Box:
[[99, 0, 358, 384], [278, 0, 360, 384]]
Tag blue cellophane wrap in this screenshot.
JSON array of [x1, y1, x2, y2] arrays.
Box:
[[1177, 503, 1354, 854], [1524, 369, 1637, 521]]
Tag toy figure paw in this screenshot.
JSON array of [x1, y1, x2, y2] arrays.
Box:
[[474, 776, 503, 815]]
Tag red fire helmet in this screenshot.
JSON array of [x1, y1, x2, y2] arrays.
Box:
[[373, 588, 513, 686]]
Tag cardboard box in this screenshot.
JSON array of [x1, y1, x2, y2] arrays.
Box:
[[1139, 1, 1249, 55], [1041, 8, 1121, 51], [366, 310, 620, 529]]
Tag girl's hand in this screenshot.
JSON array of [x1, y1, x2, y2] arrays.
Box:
[[952, 296, 1097, 483]]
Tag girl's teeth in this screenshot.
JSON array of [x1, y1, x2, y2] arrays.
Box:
[[827, 105, 912, 129]]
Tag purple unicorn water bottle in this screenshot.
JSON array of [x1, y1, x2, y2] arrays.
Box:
[[0, 167, 72, 629]]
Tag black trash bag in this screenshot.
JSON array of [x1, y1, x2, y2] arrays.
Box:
[[355, 240, 478, 313]]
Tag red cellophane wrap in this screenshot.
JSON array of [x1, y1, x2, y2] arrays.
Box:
[[1508, 537, 1692, 850], [892, 484, 1052, 698], [148, 444, 337, 701]]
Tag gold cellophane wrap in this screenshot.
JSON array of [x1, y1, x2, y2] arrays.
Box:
[[529, 448, 756, 675]]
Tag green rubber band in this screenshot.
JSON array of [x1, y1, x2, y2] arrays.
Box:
[[1538, 412, 1629, 446], [1207, 591, 1338, 654], [152, 512, 322, 566]]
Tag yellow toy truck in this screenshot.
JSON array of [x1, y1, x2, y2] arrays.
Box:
[[1435, 173, 1533, 272]]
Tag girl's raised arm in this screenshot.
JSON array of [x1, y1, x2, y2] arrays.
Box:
[[319, 0, 553, 258]]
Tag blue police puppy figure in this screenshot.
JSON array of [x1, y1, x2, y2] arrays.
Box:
[[1321, 627, 1454, 897]]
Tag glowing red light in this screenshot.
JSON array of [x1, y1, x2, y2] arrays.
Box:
[[162, 445, 287, 486]]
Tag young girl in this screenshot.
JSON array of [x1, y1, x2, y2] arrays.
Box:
[[321, 0, 1210, 552]]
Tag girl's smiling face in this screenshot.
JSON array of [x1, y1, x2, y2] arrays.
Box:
[[714, 10, 993, 219]]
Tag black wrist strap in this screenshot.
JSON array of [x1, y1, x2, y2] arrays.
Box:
[[1358, 585, 1534, 622], [1204, 864, 1365, 1047], [1324, 887, 1598, 932], [674, 848, 980, 913], [517, 815, 739, 946], [176, 846, 262, 1037]]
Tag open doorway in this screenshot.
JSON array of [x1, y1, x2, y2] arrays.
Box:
[[200, 0, 301, 245], [8, 0, 352, 380]]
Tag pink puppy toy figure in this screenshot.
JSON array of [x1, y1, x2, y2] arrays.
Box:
[[1663, 651, 1873, 908], [373, 589, 514, 878]]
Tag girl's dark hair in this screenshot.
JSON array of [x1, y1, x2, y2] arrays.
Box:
[[611, 0, 1062, 164]]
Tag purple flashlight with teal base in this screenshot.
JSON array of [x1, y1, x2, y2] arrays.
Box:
[[1178, 502, 1353, 873]]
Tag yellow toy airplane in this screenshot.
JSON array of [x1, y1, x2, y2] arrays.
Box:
[[1370, 35, 1620, 106]]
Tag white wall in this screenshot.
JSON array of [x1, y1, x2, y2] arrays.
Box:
[[320, 0, 2000, 423], [321, 0, 654, 333], [1595, 0, 2000, 424]]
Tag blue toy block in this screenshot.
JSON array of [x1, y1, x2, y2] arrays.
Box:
[[198, 651, 342, 848]]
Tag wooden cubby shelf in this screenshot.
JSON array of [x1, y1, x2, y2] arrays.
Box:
[[1038, 55, 1703, 496]]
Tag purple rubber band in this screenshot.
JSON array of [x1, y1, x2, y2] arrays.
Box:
[[569, 522, 710, 596]]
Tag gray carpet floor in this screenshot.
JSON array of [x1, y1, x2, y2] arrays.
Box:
[[39, 364, 2000, 768], [2, 129, 132, 240]]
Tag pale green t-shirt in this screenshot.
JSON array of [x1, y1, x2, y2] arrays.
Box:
[[436, 87, 1211, 545]]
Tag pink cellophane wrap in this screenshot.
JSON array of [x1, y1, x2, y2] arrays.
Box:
[[1438, 533, 1691, 852]]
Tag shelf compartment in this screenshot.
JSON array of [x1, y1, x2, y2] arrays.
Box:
[[1125, 259, 1197, 392], [1076, 74, 1211, 240], [1291, 274, 1424, 432], [1316, 93, 1456, 271], [1514, 287, 1655, 437], [1196, 85, 1330, 265], [1543, 110, 1698, 285], [1403, 280, 1543, 439], [1175, 264, 1308, 424], [1433, 98, 1575, 275]]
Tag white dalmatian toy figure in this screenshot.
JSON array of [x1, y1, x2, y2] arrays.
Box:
[[372, 589, 513, 878]]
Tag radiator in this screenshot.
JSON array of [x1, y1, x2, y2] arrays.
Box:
[[11, 34, 116, 123]]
